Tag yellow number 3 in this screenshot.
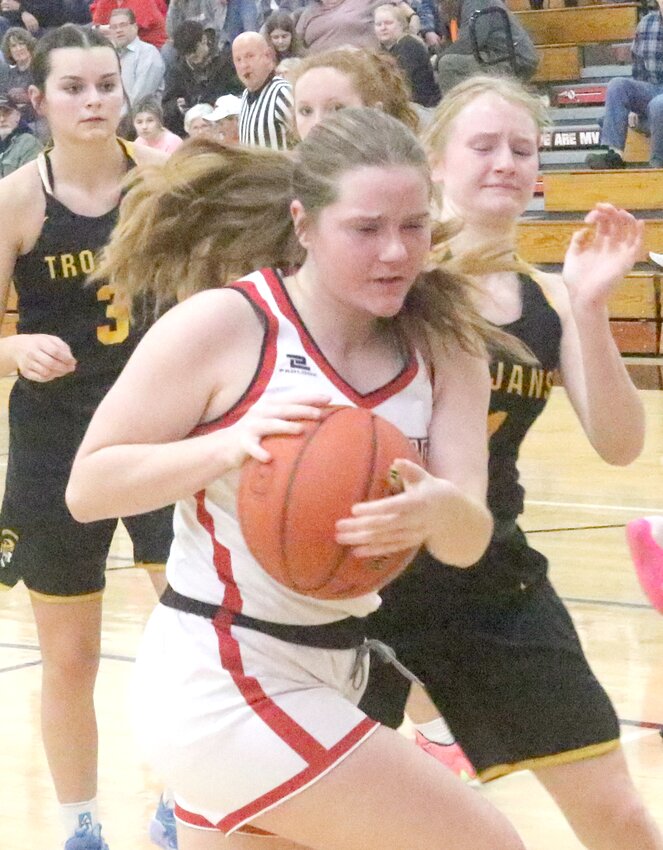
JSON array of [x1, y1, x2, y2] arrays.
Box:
[[97, 283, 129, 345]]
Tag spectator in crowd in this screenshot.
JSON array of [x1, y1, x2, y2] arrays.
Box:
[[163, 19, 242, 136], [0, 0, 82, 35], [183, 100, 216, 135], [224, 0, 261, 44], [110, 8, 165, 106], [133, 94, 184, 151], [1, 27, 36, 122], [434, 0, 538, 96], [296, 0, 383, 54], [276, 55, 302, 82], [92, 0, 168, 49], [0, 91, 40, 177], [233, 31, 292, 148], [587, 0, 663, 169], [374, 3, 440, 107], [203, 91, 241, 141], [166, 0, 228, 48], [264, 10, 304, 61], [414, 0, 445, 49]]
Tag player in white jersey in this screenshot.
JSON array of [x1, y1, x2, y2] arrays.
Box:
[[67, 111, 526, 850]]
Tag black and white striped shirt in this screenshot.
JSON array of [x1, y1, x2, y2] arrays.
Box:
[[238, 75, 293, 150]]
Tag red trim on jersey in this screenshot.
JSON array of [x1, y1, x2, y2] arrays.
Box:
[[194, 491, 242, 613], [263, 268, 419, 408], [192, 280, 278, 436]]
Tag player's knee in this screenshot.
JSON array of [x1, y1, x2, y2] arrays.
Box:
[[41, 641, 100, 683]]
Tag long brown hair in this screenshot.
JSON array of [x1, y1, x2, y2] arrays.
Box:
[[98, 108, 522, 358]]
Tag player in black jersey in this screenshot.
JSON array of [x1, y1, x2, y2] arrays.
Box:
[[0, 25, 174, 850], [359, 77, 663, 850]]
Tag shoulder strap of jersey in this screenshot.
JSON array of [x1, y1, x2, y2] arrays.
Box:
[[117, 137, 136, 165], [36, 149, 54, 197]]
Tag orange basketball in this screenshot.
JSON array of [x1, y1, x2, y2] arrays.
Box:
[[237, 406, 422, 599]]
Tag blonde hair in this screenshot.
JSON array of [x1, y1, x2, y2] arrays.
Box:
[[424, 75, 549, 161], [374, 3, 409, 29], [98, 108, 530, 358], [292, 48, 419, 136]]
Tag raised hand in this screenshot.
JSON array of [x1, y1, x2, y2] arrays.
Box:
[[562, 203, 644, 308]]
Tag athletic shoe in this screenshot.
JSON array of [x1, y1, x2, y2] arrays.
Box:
[[415, 731, 480, 785], [149, 796, 178, 849], [64, 824, 109, 850], [626, 517, 663, 613], [585, 150, 626, 170]]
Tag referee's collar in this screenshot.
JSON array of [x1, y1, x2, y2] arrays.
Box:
[[246, 71, 276, 104]]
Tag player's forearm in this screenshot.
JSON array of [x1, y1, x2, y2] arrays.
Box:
[[66, 432, 238, 522], [572, 303, 644, 465]]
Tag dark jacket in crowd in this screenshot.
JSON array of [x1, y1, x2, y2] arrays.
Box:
[[162, 45, 242, 136]]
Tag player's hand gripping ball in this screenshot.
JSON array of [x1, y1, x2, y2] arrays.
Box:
[[238, 406, 422, 598]]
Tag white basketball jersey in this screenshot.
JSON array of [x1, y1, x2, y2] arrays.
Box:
[[167, 269, 433, 624]]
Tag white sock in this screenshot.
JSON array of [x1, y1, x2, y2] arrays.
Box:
[[414, 717, 456, 746], [60, 798, 99, 838], [162, 788, 175, 808]]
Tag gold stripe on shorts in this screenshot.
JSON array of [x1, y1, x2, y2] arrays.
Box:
[[135, 561, 166, 573], [28, 588, 104, 604], [478, 738, 620, 783]]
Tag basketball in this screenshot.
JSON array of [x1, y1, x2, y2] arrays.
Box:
[[237, 406, 422, 599]]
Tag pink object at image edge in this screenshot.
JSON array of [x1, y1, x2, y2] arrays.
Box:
[[626, 518, 663, 613]]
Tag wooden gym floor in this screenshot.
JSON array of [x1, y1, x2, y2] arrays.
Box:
[[0, 374, 662, 850]]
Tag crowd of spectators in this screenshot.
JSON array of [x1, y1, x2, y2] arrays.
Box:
[[0, 0, 542, 175]]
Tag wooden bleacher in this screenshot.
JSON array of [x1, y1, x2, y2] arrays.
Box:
[[531, 44, 582, 83], [513, 3, 638, 45], [500, 1, 658, 381], [541, 168, 661, 211], [517, 219, 663, 264]]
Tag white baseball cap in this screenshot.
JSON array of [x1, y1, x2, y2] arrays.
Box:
[[204, 94, 241, 122]]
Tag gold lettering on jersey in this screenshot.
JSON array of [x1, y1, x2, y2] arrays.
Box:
[[491, 361, 504, 391], [528, 368, 544, 398], [506, 364, 523, 395], [487, 411, 508, 438], [43, 250, 97, 280], [492, 360, 554, 401]]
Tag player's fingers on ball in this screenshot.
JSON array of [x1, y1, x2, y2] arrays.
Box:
[[336, 512, 399, 532], [258, 418, 305, 436], [351, 540, 415, 558], [245, 442, 272, 463], [274, 403, 325, 420]]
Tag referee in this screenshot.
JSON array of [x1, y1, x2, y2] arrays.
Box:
[[232, 32, 293, 150]]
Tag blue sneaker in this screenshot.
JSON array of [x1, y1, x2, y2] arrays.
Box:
[[64, 824, 109, 850], [149, 796, 178, 849]]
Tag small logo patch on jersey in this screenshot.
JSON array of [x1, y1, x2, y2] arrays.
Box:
[[0, 528, 18, 568], [280, 354, 315, 376]]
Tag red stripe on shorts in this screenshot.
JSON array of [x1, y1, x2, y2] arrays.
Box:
[[219, 715, 378, 834]]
